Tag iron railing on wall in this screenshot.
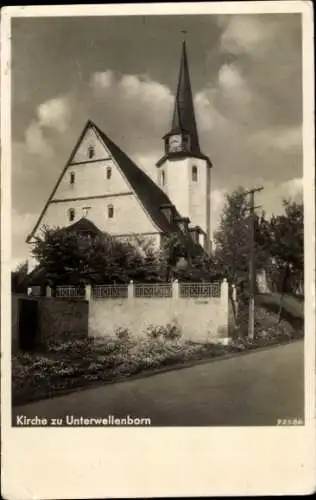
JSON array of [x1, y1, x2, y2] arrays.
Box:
[[50, 281, 223, 300], [134, 283, 173, 298], [92, 285, 128, 299], [179, 282, 221, 298], [55, 286, 85, 298]]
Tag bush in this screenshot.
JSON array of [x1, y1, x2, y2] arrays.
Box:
[[114, 326, 131, 340], [144, 324, 168, 339], [163, 322, 182, 340], [144, 322, 182, 341]]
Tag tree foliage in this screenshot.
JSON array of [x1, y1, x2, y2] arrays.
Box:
[[11, 261, 28, 293], [213, 188, 270, 283], [263, 200, 304, 293], [213, 188, 304, 294], [160, 232, 219, 282], [32, 226, 162, 285]]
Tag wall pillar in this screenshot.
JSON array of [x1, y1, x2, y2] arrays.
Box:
[[220, 278, 229, 340], [172, 279, 179, 300], [128, 280, 134, 300], [231, 284, 238, 321], [46, 285, 52, 298], [85, 284, 92, 301], [221, 278, 228, 303]]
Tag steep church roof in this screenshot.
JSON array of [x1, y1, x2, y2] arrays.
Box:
[[92, 121, 183, 234], [61, 216, 103, 236], [167, 40, 201, 155]]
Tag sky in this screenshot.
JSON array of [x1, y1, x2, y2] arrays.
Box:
[[11, 13, 303, 269]]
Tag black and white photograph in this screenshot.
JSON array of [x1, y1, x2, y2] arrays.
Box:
[[1, 2, 315, 498]]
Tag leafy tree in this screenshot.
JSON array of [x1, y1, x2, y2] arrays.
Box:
[[32, 226, 162, 286], [159, 232, 218, 282], [213, 187, 270, 285], [263, 199, 304, 296], [11, 261, 28, 293]]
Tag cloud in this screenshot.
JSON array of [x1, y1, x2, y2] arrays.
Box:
[[11, 209, 38, 269], [257, 177, 303, 219], [91, 70, 115, 92], [132, 152, 160, 181], [280, 177, 303, 201], [210, 189, 227, 236], [22, 95, 72, 161], [12, 97, 76, 219], [37, 96, 71, 133], [219, 15, 272, 56], [218, 63, 244, 90], [25, 122, 54, 158], [90, 70, 173, 130], [250, 126, 302, 152]]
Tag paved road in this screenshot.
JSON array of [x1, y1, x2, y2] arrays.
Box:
[[12, 341, 304, 426]]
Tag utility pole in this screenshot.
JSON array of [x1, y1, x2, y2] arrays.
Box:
[[244, 186, 264, 340]]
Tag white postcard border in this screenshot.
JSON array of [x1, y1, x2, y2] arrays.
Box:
[[1, 2, 315, 498]]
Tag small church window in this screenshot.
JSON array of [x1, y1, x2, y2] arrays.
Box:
[[192, 165, 198, 182], [68, 208, 75, 222], [161, 170, 165, 186], [70, 172, 75, 184], [108, 204, 114, 219], [106, 167, 112, 179], [88, 146, 95, 159], [183, 135, 191, 151]]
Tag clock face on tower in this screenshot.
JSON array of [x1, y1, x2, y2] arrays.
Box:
[[168, 134, 182, 153]]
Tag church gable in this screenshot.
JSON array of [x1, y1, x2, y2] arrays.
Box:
[[70, 122, 110, 164], [52, 131, 131, 202], [26, 120, 168, 243]]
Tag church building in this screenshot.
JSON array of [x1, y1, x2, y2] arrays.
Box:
[[26, 41, 213, 274]]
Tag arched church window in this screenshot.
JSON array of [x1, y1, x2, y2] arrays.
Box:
[[88, 146, 95, 159], [68, 208, 75, 222], [106, 167, 112, 179], [70, 171, 75, 184], [108, 204, 114, 219], [192, 165, 198, 182]]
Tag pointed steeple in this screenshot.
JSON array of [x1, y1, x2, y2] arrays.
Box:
[[168, 40, 200, 154], [157, 39, 212, 168]]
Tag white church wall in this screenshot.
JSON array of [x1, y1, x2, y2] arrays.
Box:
[[188, 157, 210, 237], [71, 126, 109, 164], [53, 125, 134, 201], [160, 156, 211, 242], [32, 194, 159, 240], [54, 157, 131, 200], [163, 158, 190, 219]]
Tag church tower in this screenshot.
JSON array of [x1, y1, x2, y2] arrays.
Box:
[[156, 40, 212, 251]]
